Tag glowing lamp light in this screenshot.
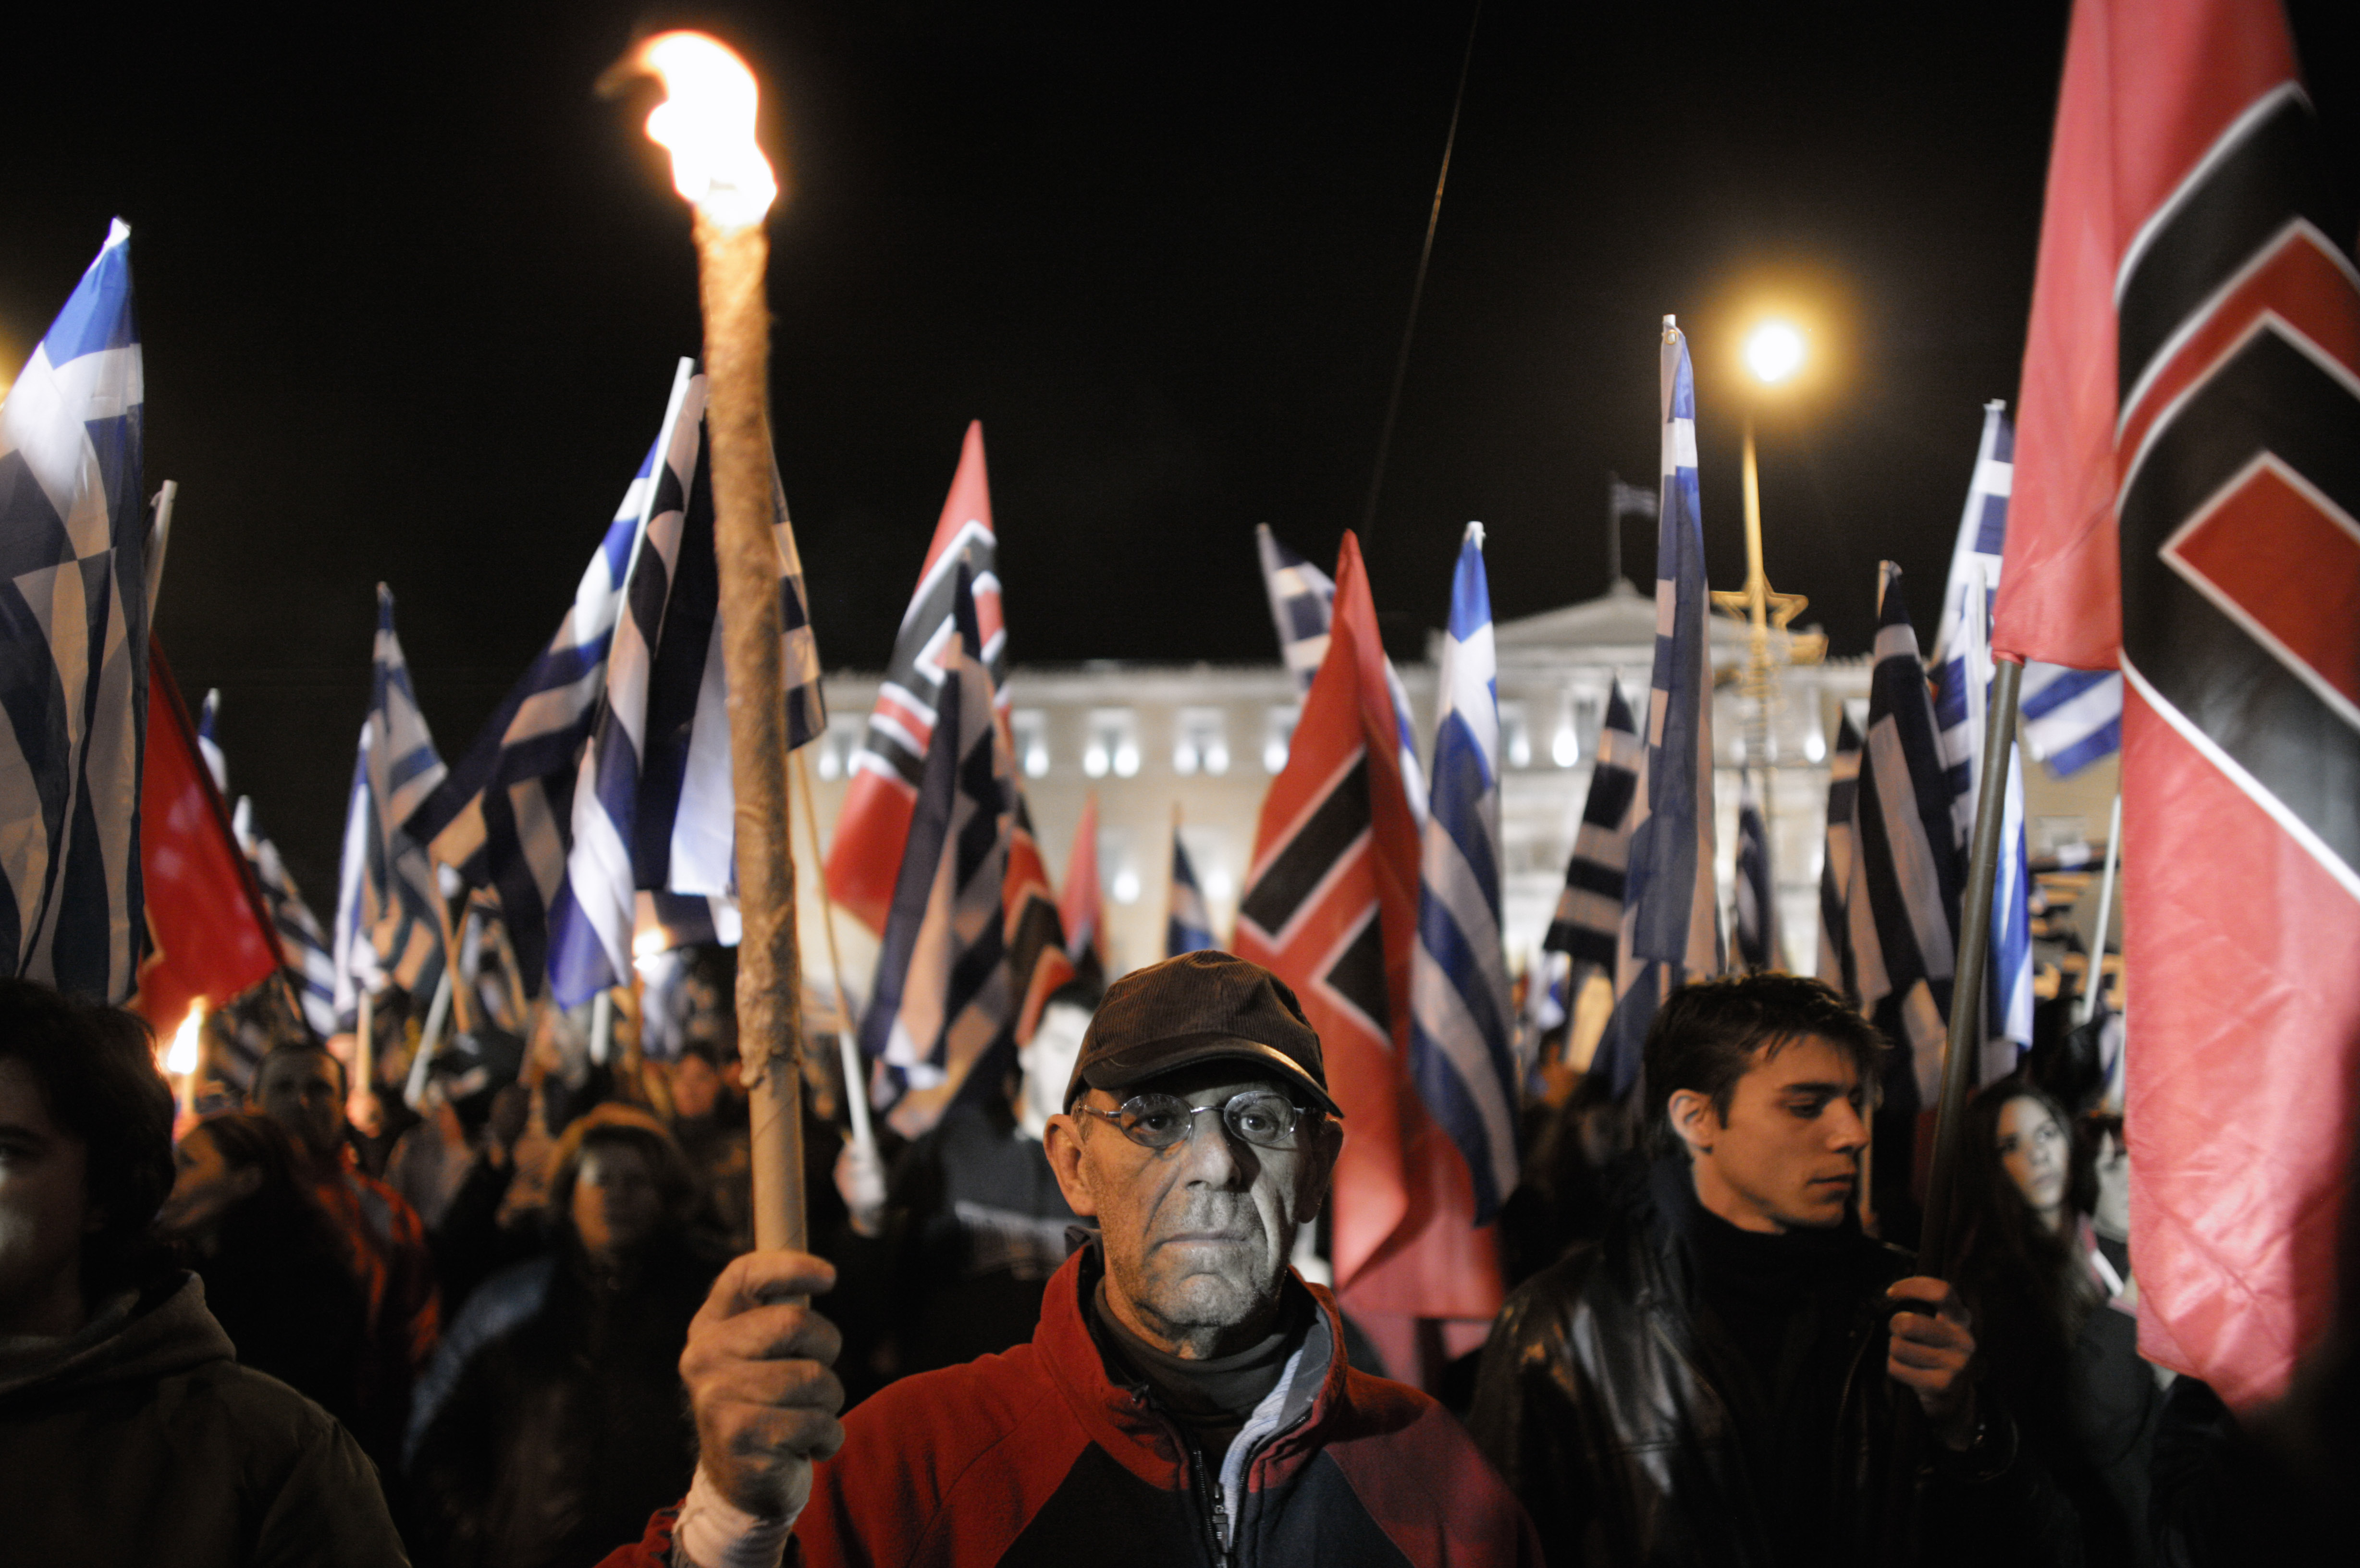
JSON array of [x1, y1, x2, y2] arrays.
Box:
[[634, 32, 778, 230], [1111, 868, 1143, 906], [166, 1003, 204, 1077], [1744, 321, 1806, 385]]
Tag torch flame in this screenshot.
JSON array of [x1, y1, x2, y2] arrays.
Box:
[[166, 1002, 204, 1077], [634, 32, 778, 230]]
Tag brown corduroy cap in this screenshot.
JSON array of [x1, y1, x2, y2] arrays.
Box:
[[1062, 950, 1340, 1115]]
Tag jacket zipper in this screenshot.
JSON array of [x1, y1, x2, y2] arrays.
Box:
[[1186, 1434, 1237, 1568]]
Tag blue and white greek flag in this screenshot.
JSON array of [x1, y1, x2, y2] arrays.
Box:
[[1733, 783, 1778, 972], [2019, 664, 2123, 778], [860, 562, 1016, 1137], [0, 221, 148, 1000], [1409, 524, 1519, 1221], [1928, 401, 2121, 779], [370, 584, 446, 832], [1931, 405, 2031, 1073], [1255, 523, 1335, 693], [545, 360, 825, 1007], [1858, 562, 1962, 1114], [1166, 826, 1216, 956], [332, 723, 444, 1017], [407, 453, 646, 997], [1253, 524, 1426, 823], [1597, 319, 1723, 1096], [1544, 682, 1639, 982], [548, 362, 707, 1005], [1816, 710, 1865, 1002], [232, 796, 338, 1040], [341, 588, 450, 1004]]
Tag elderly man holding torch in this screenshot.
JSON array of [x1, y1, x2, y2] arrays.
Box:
[[602, 951, 1539, 1568]]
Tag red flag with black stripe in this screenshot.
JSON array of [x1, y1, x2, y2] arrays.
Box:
[[1994, 0, 2360, 1409], [1234, 533, 1500, 1327], [130, 645, 281, 1038], [823, 423, 1005, 931]]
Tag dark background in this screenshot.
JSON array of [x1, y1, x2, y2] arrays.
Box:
[[5, 1, 2356, 900]]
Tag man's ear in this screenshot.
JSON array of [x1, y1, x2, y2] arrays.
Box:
[[1292, 1115, 1343, 1224], [1666, 1088, 1719, 1159], [1043, 1114, 1101, 1218]]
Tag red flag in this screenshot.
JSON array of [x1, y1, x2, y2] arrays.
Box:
[[130, 646, 282, 1038], [1234, 534, 1500, 1325], [823, 423, 1004, 931], [1004, 791, 1073, 1045], [1058, 793, 1105, 980], [1993, 0, 2360, 1409]]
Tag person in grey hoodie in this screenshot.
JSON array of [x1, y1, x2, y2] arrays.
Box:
[[0, 978, 407, 1566]]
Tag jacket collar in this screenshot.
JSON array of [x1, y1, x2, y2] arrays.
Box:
[[1032, 1241, 1344, 1483]]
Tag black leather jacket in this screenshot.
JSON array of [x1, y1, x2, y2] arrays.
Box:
[[1468, 1160, 2070, 1568]]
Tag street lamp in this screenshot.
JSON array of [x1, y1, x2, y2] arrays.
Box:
[[1711, 320, 1830, 961]]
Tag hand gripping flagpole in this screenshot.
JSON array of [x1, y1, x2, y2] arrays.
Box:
[[1917, 654, 2024, 1276], [613, 32, 808, 1259]]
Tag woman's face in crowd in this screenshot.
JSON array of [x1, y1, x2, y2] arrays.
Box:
[[156, 1126, 258, 1239], [1995, 1096, 2069, 1223], [572, 1142, 664, 1258]]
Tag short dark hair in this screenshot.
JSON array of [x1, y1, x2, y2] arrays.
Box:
[[1643, 974, 1885, 1157], [0, 979, 176, 1291]]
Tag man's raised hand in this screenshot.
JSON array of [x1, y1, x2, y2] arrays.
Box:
[[680, 1250, 848, 1519]]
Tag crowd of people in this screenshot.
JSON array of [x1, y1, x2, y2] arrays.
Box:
[[0, 951, 2345, 1566]]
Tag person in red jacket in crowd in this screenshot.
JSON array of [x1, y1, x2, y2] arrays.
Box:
[[251, 1041, 440, 1469], [602, 951, 1542, 1568]]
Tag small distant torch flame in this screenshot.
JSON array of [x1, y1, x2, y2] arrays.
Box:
[[166, 1002, 204, 1077], [633, 32, 777, 230]]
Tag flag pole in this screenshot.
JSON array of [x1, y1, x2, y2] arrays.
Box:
[[1918, 654, 2024, 1275], [699, 211, 808, 1256], [610, 31, 808, 1259], [2079, 792, 2123, 1026], [793, 749, 873, 1159]]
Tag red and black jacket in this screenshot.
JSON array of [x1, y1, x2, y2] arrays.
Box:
[[613, 1245, 1540, 1567]]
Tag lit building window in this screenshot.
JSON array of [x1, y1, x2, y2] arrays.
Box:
[[1174, 709, 1228, 777], [814, 717, 862, 782], [1011, 709, 1050, 778], [1550, 689, 1580, 768], [1263, 706, 1300, 774], [1500, 702, 1532, 769], [1086, 710, 1139, 780]]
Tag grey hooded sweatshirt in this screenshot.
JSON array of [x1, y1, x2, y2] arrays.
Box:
[[0, 1271, 407, 1566]]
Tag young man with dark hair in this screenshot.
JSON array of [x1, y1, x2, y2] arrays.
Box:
[[0, 978, 406, 1565], [1468, 972, 2066, 1568]]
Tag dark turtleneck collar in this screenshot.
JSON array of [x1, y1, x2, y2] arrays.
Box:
[[1082, 1251, 1311, 1462]]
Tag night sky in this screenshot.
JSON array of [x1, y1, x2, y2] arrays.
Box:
[[6, 2, 2356, 900]]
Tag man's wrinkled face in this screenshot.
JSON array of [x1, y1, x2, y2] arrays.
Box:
[[1675, 1034, 1868, 1233], [1046, 1062, 1336, 1356], [253, 1051, 344, 1159], [0, 1057, 93, 1335]]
